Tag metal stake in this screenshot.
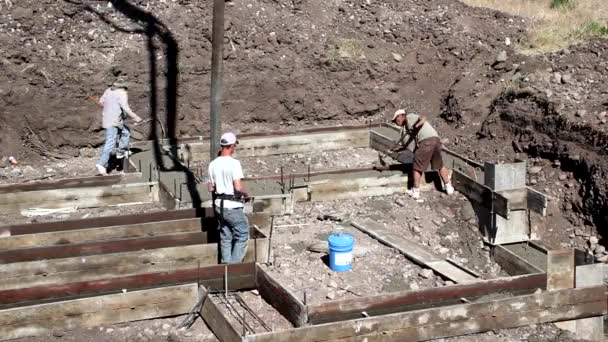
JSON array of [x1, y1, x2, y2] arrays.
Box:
[[266, 216, 275, 264], [224, 264, 228, 299]]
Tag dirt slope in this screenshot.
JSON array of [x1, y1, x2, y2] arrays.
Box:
[[1, 0, 523, 158]]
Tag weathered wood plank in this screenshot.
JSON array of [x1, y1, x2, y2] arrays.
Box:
[[0, 208, 209, 235], [0, 240, 266, 291], [452, 170, 509, 219], [1, 209, 268, 236], [425, 260, 478, 283], [547, 249, 576, 332], [547, 249, 575, 291], [328, 301, 606, 342], [575, 264, 605, 341], [0, 182, 155, 205], [0, 232, 205, 263], [351, 220, 477, 283], [494, 245, 544, 276], [308, 174, 412, 202], [189, 130, 370, 160], [0, 283, 198, 340], [0, 184, 157, 214], [200, 286, 243, 342], [0, 245, 216, 291], [0, 218, 202, 251], [527, 186, 548, 216], [351, 220, 440, 263], [0, 263, 255, 308], [308, 273, 546, 325], [0, 172, 143, 193], [256, 265, 306, 327], [245, 286, 606, 342]]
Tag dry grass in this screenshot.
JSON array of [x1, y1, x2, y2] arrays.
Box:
[[460, 0, 608, 54]]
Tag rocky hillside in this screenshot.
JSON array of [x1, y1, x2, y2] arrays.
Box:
[[1, 0, 527, 158]]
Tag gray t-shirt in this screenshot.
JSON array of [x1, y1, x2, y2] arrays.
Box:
[[99, 88, 138, 128], [404, 113, 438, 144]]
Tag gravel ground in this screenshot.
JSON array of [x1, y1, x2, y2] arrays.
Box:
[[191, 147, 382, 178]]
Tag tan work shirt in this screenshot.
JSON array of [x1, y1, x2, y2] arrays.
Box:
[[99, 88, 139, 128], [403, 113, 439, 145]]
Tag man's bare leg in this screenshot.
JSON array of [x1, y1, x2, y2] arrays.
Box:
[[439, 166, 450, 184], [439, 166, 454, 194], [413, 169, 422, 189]]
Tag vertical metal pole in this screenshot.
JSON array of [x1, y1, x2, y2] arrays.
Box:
[[210, 0, 225, 160]]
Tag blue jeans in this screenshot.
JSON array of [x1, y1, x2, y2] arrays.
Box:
[[216, 207, 249, 264], [97, 125, 130, 167]]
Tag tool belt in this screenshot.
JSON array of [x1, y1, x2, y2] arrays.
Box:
[[214, 191, 250, 203]]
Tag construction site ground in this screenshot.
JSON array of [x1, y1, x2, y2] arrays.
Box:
[[2, 0, 608, 340], [191, 146, 381, 178]]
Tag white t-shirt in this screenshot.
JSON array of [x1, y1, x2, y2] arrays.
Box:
[[208, 156, 245, 209]]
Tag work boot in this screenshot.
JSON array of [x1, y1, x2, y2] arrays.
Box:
[[96, 164, 107, 175], [445, 182, 454, 195]]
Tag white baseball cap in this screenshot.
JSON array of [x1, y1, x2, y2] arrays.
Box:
[[220, 132, 238, 146], [392, 109, 406, 122]]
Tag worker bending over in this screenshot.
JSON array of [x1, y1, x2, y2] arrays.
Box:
[[207, 132, 250, 264], [96, 80, 142, 175], [391, 109, 454, 199]]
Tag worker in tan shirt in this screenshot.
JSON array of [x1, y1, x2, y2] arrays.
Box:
[[391, 109, 454, 199], [96, 81, 142, 175]]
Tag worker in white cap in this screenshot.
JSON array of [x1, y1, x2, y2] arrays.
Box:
[[391, 109, 454, 199], [207, 132, 250, 264]]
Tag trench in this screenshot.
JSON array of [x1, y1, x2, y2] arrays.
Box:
[[479, 88, 608, 243]]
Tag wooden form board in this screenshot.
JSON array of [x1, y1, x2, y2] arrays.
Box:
[[0, 209, 270, 236], [0, 283, 198, 341], [350, 220, 478, 283], [452, 170, 511, 219], [244, 285, 607, 342], [0, 233, 268, 291], [298, 172, 416, 202], [0, 232, 207, 263], [0, 182, 158, 214], [0, 263, 256, 309], [200, 286, 243, 342], [0, 172, 143, 193], [187, 129, 370, 161], [256, 265, 307, 327], [0, 218, 202, 251], [493, 244, 544, 276], [307, 273, 546, 325]]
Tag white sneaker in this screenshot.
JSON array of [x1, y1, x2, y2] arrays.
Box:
[[445, 183, 455, 195], [116, 151, 130, 159], [96, 164, 107, 175], [406, 188, 421, 200]]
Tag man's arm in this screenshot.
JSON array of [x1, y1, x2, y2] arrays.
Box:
[[414, 115, 427, 129], [233, 162, 249, 198], [118, 91, 142, 123], [207, 166, 215, 193]]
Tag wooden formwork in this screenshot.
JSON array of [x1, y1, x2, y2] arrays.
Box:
[[0, 172, 158, 214], [2, 124, 604, 341], [0, 210, 270, 292]]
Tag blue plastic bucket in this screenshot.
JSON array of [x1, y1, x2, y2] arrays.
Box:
[[328, 233, 355, 272]]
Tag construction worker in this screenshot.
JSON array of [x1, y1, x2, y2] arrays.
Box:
[[95, 80, 142, 175], [391, 109, 454, 199], [207, 132, 250, 264]]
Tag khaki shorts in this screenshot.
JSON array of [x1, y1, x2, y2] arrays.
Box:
[[414, 137, 443, 173]]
